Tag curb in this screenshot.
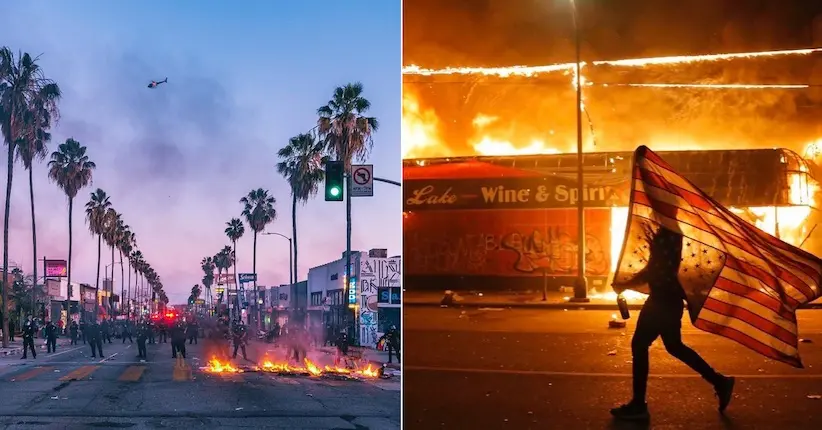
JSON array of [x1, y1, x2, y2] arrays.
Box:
[[404, 301, 822, 311]]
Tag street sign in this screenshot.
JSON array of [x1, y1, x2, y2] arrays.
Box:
[[351, 164, 373, 197], [238, 273, 257, 283], [194, 299, 205, 305]]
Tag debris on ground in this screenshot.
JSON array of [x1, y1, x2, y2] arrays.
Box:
[[607, 350, 617, 356]]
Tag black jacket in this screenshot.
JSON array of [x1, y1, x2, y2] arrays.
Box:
[[22, 321, 37, 339], [45, 323, 58, 339]]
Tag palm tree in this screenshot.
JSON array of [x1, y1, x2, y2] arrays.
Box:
[[130, 250, 143, 316], [214, 247, 233, 313], [85, 189, 111, 310], [47, 138, 95, 319], [220, 245, 235, 313], [201, 256, 215, 313], [225, 218, 244, 304], [102, 208, 121, 313], [240, 188, 276, 315], [0, 48, 61, 347], [317, 82, 378, 336], [276, 133, 327, 286]]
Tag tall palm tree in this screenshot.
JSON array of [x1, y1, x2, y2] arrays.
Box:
[[240, 188, 276, 316], [220, 245, 235, 313], [225, 218, 244, 304], [85, 188, 110, 312], [102, 208, 120, 313], [214, 247, 233, 313], [0, 48, 61, 347], [47, 138, 95, 319], [317, 82, 378, 335], [276, 133, 327, 285], [130, 250, 144, 314], [201, 256, 215, 312], [116, 222, 130, 315]]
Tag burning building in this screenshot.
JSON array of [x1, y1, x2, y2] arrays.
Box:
[[403, 148, 821, 293]]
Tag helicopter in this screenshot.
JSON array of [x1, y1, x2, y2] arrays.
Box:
[[147, 78, 168, 89]]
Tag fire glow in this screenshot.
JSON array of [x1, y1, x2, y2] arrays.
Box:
[[256, 358, 380, 379]]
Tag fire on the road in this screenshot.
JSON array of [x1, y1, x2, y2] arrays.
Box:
[[202, 356, 382, 379]]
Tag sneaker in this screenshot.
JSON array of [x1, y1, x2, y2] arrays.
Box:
[[715, 376, 735, 413], [610, 402, 650, 421]]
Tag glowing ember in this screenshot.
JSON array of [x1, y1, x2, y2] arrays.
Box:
[[204, 358, 241, 373], [304, 358, 323, 376], [256, 359, 378, 379]]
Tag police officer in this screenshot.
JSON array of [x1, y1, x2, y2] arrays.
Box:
[[44, 320, 58, 353], [20, 316, 37, 359], [101, 318, 112, 344], [136, 320, 149, 360], [69, 320, 79, 345], [147, 319, 156, 344], [87, 320, 103, 358], [79, 319, 87, 344], [231, 321, 248, 360], [186, 319, 199, 345], [121, 320, 133, 343], [170, 320, 187, 359], [157, 319, 168, 343]]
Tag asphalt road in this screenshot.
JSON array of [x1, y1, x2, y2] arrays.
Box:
[[404, 307, 822, 429], [0, 336, 399, 430]]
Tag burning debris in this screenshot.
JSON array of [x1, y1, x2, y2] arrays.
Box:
[[200, 357, 382, 380]]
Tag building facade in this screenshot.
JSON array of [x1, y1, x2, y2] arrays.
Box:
[[307, 249, 401, 348]]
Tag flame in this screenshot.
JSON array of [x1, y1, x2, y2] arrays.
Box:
[[402, 91, 445, 159], [355, 364, 380, 378], [256, 358, 377, 379], [204, 358, 241, 373], [303, 358, 323, 376]]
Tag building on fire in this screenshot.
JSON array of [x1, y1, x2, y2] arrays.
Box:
[[403, 148, 821, 293]]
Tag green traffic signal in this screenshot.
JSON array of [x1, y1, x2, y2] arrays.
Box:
[[325, 160, 344, 201]]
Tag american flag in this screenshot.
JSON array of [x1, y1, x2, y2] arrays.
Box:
[[613, 146, 822, 368]]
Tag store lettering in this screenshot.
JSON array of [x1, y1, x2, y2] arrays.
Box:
[[481, 186, 532, 203], [406, 185, 458, 206], [554, 185, 611, 204]]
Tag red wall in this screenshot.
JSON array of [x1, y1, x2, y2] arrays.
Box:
[[404, 208, 611, 278]]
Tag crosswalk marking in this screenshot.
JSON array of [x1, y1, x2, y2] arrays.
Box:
[[10, 366, 54, 382], [117, 366, 146, 382], [59, 365, 99, 381]]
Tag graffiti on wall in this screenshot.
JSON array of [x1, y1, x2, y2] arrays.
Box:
[[404, 209, 611, 277], [358, 257, 401, 347]]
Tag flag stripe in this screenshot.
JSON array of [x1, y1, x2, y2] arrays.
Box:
[[701, 296, 797, 346], [723, 255, 807, 307], [697, 308, 797, 358], [693, 317, 801, 367], [713, 275, 797, 322]]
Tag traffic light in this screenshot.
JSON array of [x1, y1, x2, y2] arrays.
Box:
[[325, 160, 344, 201]]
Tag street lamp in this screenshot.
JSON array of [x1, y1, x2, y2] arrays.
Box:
[[570, 0, 589, 302]]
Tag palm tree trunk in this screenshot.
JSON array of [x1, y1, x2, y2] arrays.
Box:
[[292, 193, 297, 284], [252, 231, 258, 325], [119, 251, 125, 316], [95, 234, 101, 309], [1, 142, 14, 348], [28, 168, 38, 320], [127, 262, 131, 319], [233, 240, 239, 318], [66, 197, 74, 320], [110, 245, 114, 314]]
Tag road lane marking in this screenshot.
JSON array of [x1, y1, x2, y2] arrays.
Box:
[[9, 366, 54, 382], [59, 365, 99, 381], [117, 366, 146, 382], [405, 365, 822, 379], [41, 346, 84, 359], [99, 352, 119, 363]]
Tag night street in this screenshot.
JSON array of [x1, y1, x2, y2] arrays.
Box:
[[0, 338, 400, 429], [404, 307, 822, 429]]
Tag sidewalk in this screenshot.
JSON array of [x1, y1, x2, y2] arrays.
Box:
[[404, 290, 822, 310], [0, 337, 75, 356]]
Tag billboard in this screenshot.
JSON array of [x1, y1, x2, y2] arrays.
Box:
[[46, 279, 61, 297], [404, 208, 611, 278], [45, 259, 68, 277]]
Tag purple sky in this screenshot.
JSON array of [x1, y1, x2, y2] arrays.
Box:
[[0, 1, 401, 304]]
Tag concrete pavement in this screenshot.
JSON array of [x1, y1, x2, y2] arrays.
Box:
[[0, 337, 400, 429], [404, 306, 822, 428]]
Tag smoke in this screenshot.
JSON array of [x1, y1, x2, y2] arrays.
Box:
[[403, 0, 822, 156]]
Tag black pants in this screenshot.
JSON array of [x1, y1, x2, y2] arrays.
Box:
[[47, 337, 57, 353], [188, 335, 197, 344], [104, 333, 112, 343], [148, 333, 155, 344], [89, 339, 103, 357], [172, 340, 186, 358], [137, 338, 147, 358], [22, 337, 36, 358], [232, 342, 247, 359], [159, 332, 167, 343], [387, 345, 400, 363], [122, 333, 133, 343], [631, 300, 722, 402], [81, 332, 86, 344], [70, 332, 78, 345]]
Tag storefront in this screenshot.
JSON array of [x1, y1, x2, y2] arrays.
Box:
[[403, 148, 819, 291]]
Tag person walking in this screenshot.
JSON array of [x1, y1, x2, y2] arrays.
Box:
[[231, 321, 248, 361], [20, 316, 38, 359], [378, 325, 401, 364], [44, 321, 58, 353], [610, 227, 735, 421]]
